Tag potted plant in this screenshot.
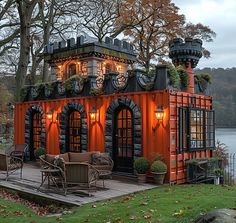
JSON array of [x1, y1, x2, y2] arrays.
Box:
[[133, 157, 150, 184], [150, 160, 167, 185], [214, 168, 223, 185], [34, 147, 46, 160]]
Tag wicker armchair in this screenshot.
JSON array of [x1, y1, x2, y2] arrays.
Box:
[[63, 162, 100, 195], [0, 154, 23, 180], [8, 144, 28, 161], [39, 155, 100, 196]]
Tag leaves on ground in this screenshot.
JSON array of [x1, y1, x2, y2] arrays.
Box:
[[0, 188, 65, 216], [173, 209, 184, 217]]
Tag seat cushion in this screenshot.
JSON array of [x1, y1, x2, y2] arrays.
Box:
[[59, 153, 69, 162], [93, 165, 112, 171], [68, 152, 94, 163], [92, 153, 110, 165]]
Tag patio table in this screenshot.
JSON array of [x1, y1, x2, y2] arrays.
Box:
[[38, 168, 61, 190]]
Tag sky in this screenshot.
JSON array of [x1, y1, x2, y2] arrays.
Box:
[[172, 0, 236, 68]]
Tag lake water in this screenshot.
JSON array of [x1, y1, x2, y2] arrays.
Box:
[[215, 128, 236, 154]]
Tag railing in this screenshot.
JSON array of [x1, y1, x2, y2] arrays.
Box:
[[223, 153, 236, 185]]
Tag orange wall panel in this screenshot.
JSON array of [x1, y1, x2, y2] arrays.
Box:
[[14, 90, 213, 183]]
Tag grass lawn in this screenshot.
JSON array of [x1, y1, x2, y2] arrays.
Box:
[[0, 184, 236, 223]]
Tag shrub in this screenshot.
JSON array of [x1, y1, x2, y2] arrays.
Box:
[[34, 147, 45, 159], [167, 64, 180, 89], [133, 157, 150, 174], [195, 73, 212, 84], [177, 65, 189, 90], [151, 160, 167, 173], [64, 74, 86, 93]]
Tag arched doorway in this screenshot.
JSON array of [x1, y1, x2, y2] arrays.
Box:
[[105, 98, 142, 174], [113, 106, 134, 173], [25, 104, 46, 160], [60, 102, 87, 153]]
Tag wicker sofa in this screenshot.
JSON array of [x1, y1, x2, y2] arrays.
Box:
[[45, 152, 113, 172], [40, 152, 113, 195]]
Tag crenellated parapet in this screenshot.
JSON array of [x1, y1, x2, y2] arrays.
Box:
[[169, 38, 203, 68], [44, 36, 136, 64]]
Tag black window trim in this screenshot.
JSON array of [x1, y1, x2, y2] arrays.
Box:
[[179, 107, 215, 152]]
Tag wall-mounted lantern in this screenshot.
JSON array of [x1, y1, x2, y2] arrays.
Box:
[[46, 108, 58, 123], [46, 109, 53, 120], [152, 105, 164, 131], [154, 106, 164, 121], [89, 107, 99, 123]]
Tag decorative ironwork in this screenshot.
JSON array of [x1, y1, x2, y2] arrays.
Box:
[[30, 86, 39, 99], [137, 71, 155, 90], [96, 75, 104, 89], [44, 85, 52, 98], [73, 79, 84, 93], [111, 72, 128, 90], [57, 82, 65, 95]]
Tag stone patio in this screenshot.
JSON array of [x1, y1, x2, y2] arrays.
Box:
[[0, 163, 156, 206]]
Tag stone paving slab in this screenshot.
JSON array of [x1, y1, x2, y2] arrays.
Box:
[[0, 163, 157, 206]]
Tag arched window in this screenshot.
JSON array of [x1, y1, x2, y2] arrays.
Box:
[[105, 63, 112, 74], [60, 102, 88, 153], [66, 110, 82, 152], [30, 112, 42, 159], [68, 63, 76, 76]]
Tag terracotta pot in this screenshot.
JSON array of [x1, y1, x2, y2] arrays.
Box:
[[137, 173, 146, 184], [152, 172, 166, 185]]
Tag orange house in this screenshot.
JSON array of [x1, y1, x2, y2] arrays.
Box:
[[14, 37, 215, 184]]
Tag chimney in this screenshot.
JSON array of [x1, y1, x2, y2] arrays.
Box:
[[169, 38, 203, 93]]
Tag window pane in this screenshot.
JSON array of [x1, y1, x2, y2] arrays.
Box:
[[190, 109, 204, 150], [205, 110, 215, 148]]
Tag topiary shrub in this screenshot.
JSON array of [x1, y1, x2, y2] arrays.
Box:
[[133, 157, 150, 174], [177, 65, 189, 90], [34, 147, 45, 159], [151, 160, 167, 173], [167, 64, 180, 89]]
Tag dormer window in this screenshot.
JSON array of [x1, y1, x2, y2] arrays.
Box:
[[68, 63, 76, 76], [105, 63, 112, 74]]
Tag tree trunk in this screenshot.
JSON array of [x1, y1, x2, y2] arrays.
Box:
[[15, 22, 30, 101], [42, 61, 49, 82], [145, 60, 150, 73], [15, 0, 38, 101]]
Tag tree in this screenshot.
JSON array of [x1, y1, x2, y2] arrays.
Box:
[[121, 0, 185, 71], [0, 0, 20, 57], [79, 0, 120, 42], [180, 22, 216, 58]]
